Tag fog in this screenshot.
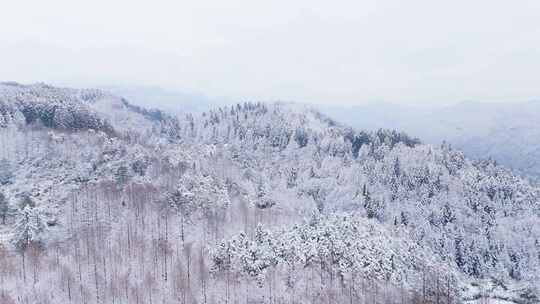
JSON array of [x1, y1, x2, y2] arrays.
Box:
[[1, 0, 539, 105]]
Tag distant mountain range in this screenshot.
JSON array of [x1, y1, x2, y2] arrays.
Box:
[[99, 86, 540, 181], [322, 100, 540, 181]]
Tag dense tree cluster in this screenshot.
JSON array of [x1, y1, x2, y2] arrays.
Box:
[[212, 215, 457, 290], [0, 83, 114, 134]]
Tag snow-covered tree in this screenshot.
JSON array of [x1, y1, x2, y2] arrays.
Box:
[[115, 165, 129, 185], [18, 194, 35, 209], [0, 191, 8, 224], [11, 205, 47, 252]]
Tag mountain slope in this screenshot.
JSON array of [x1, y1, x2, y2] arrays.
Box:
[[322, 100, 540, 180], [0, 83, 538, 304]]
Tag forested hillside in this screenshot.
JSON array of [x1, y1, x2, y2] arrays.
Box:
[[0, 83, 538, 304], [323, 101, 540, 181]]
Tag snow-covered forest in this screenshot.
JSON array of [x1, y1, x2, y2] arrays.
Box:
[[0, 82, 539, 304], [322, 101, 540, 181]]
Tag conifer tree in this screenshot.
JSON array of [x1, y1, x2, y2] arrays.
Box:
[[0, 192, 8, 224], [11, 205, 46, 252]]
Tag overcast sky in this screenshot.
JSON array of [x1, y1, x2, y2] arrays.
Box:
[[1, 0, 539, 105]]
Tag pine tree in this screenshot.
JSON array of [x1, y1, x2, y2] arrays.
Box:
[[294, 128, 309, 148], [116, 165, 129, 185], [441, 204, 455, 226], [362, 186, 381, 219], [454, 236, 465, 269], [254, 180, 275, 209], [0, 192, 8, 224], [18, 194, 35, 209], [11, 205, 46, 252], [393, 156, 401, 178], [400, 211, 408, 226]]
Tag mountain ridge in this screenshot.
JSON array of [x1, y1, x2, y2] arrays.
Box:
[[322, 100, 540, 181]]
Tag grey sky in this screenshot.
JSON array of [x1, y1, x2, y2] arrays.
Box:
[[1, 0, 539, 105]]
